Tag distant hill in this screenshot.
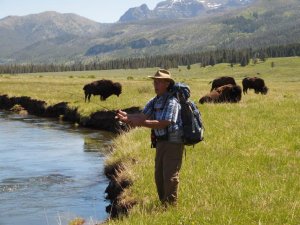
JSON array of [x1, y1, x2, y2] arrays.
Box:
[[0, 11, 106, 63], [0, 0, 299, 64]]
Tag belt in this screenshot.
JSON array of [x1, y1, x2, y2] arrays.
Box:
[[156, 135, 168, 141]]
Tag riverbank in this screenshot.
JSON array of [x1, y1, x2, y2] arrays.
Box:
[[0, 94, 140, 220], [0, 69, 156, 220], [0, 94, 140, 133], [1, 57, 300, 224]]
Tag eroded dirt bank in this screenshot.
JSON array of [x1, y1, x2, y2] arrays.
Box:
[[0, 94, 140, 133]]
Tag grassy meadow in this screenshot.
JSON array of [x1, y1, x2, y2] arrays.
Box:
[[0, 57, 300, 224]]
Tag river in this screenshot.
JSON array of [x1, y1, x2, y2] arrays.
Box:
[[0, 111, 114, 225]]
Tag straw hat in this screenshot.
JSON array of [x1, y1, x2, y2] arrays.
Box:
[[148, 69, 174, 84]]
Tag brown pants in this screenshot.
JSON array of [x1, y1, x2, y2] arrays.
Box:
[[155, 141, 184, 204]]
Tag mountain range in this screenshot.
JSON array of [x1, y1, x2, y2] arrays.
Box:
[[0, 0, 299, 64], [119, 0, 254, 22]]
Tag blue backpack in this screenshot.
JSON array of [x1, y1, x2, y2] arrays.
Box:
[[169, 83, 204, 145]]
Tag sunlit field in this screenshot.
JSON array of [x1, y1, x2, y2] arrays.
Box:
[[1, 57, 299, 224]]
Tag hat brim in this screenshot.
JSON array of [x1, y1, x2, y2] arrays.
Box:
[[147, 76, 174, 83]]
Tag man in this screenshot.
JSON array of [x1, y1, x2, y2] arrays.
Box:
[[116, 69, 184, 205]]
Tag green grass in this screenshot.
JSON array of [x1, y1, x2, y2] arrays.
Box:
[[1, 57, 300, 224]]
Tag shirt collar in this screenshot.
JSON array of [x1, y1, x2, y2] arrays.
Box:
[[157, 92, 170, 99]]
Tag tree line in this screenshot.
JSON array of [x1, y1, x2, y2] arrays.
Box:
[[0, 43, 299, 74]]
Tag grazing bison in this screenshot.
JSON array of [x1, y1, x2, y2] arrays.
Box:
[[83, 79, 122, 102], [199, 84, 242, 104], [242, 77, 268, 95], [209, 76, 236, 91]]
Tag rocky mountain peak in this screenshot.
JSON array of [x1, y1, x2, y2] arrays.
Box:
[[119, 0, 256, 22], [119, 4, 151, 22], [154, 0, 205, 18], [119, 0, 206, 22]]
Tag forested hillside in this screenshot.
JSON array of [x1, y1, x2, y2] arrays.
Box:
[[0, 0, 299, 64]]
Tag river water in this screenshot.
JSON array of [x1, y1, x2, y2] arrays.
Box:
[[0, 111, 114, 225]]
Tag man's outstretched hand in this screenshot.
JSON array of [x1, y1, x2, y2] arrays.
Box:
[[115, 110, 146, 127], [115, 110, 129, 123]]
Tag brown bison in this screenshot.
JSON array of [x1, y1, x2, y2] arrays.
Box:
[[83, 79, 122, 102], [242, 77, 268, 95], [209, 76, 236, 91], [199, 84, 242, 104]]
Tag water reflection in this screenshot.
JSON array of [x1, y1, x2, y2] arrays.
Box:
[[84, 136, 112, 153]]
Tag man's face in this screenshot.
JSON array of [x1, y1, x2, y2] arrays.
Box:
[[153, 79, 170, 96]]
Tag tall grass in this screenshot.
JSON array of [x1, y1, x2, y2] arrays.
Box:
[[0, 57, 299, 224], [106, 99, 299, 224], [104, 58, 300, 224]]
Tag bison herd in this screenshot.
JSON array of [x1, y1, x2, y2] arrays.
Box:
[[199, 76, 268, 104], [82, 76, 268, 104]]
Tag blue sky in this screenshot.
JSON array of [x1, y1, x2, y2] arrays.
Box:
[[0, 0, 161, 23]]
